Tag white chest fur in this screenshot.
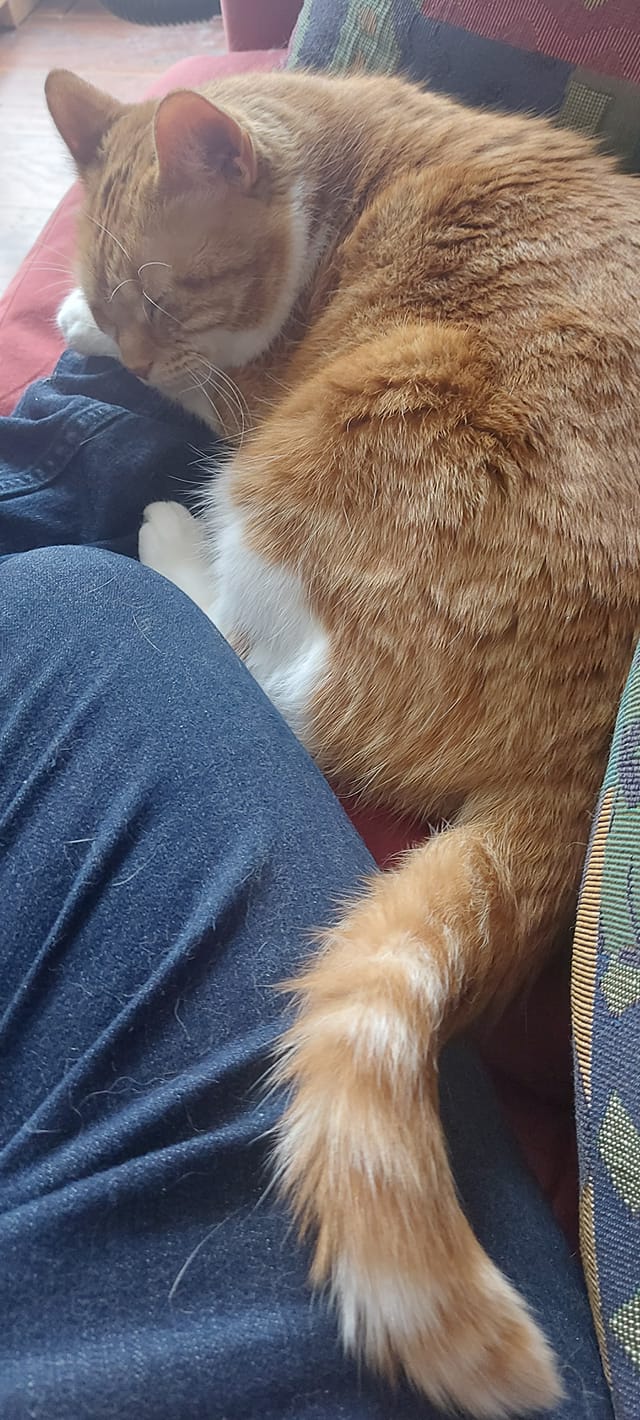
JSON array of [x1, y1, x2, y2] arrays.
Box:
[[205, 480, 329, 744], [139, 480, 329, 747]]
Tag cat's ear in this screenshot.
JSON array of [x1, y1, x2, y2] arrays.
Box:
[[45, 70, 125, 168], [153, 90, 257, 194]]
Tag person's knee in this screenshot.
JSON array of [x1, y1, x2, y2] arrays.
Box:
[[2, 545, 137, 609], [1, 542, 307, 784], [0, 544, 211, 682], [1, 544, 205, 643], [1, 542, 244, 713], [1, 547, 145, 639]]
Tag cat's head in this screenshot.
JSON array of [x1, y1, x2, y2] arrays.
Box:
[[45, 70, 307, 400]]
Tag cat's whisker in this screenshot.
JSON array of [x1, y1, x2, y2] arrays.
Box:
[[262, 368, 294, 396], [31, 264, 75, 276], [188, 368, 236, 431], [188, 353, 249, 441], [138, 261, 173, 277], [182, 358, 213, 390], [184, 363, 228, 432], [168, 473, 209, 494], [199, 384, 231, 434], [210, 366, 249, 429], [143, 290, 183, 325], [86, 214, 132, 264], [209, 373, 246, 441], [187, 442, 212, 461], [107, 277, 136, 302], [36, 240, 78, 264], [186, 362, 246, 439], [34, 278, 75, 297], [176, 377, 216, 404], [214, 367, 251, 435], [189, 452, 217, 470], [178, 366, 213, 399], [39, 279, 79, 297]]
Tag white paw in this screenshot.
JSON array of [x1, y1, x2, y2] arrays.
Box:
[[139, 501, 201, 580], [57, 287, 119, 358]]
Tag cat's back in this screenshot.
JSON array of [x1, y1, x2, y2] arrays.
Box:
[[313, 73, 640, 330], [245, 74, 640, 608], [287, 76, 640, 542], [204, 68, 640, 339], [215, 70, 640, 567]]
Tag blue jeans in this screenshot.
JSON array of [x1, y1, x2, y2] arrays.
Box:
[[0, 356, 612, 1418]]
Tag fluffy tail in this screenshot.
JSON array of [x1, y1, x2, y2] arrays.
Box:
[[274, 803, 572, 1415]]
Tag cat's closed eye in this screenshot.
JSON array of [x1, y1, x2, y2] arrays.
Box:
[[142, 298, 173, 332], [179, 274, 211, 293]]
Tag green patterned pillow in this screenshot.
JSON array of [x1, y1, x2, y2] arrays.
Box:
[[573, 641, 640, 1416], [288, 1, 640, 171]]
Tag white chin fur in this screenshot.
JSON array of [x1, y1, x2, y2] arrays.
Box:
[[203, 479, 329, 744]]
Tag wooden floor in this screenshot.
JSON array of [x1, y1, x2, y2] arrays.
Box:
[[0, 0, 227, 293]]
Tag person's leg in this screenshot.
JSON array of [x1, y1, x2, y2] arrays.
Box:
[[0, 352, 213, 561], [0, 546, 611, 1419]]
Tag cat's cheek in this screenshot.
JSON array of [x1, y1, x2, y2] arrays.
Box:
[[57, 288, 119, 359]]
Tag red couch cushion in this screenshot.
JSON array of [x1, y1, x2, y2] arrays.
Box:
[[221, 0, 302, 52], [0, 47, 577, 1247]]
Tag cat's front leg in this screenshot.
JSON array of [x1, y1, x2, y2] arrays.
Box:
[[57, 288, 119, 359], [139, 501, 215, 613]]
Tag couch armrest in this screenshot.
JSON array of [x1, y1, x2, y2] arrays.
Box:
[[220, 0, 301, 51]]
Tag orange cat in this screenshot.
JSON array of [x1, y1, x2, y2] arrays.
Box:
[[46, 66, 640, 1416]]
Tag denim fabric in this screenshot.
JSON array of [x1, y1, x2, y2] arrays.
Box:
[[0, 357, 613, 1418], [0, 352, 213, 561]]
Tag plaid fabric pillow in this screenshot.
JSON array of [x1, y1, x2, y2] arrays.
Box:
[[288, 0, 640, 170]]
